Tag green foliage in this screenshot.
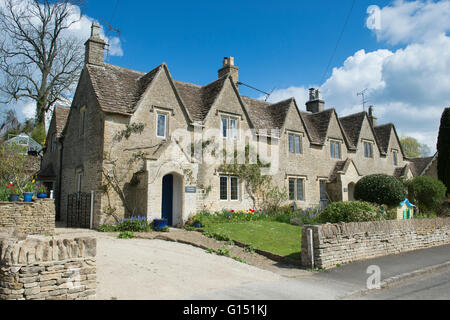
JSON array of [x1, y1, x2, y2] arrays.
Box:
[[117, 231, 136, 239], [354, 174, 407, 207], [31, 122, 46, 146], [116, 216, 151, 232], [0, 185, 8, 201], [437, 108, 450, 194], [318, 201, 380, 223], [0, 143, 31, 193], [244, 245, 256, 253], [114, 123, 145, 141], [405, 176, 447, 214], [98, 224, 117, 232], [219, 144, 287, 212], [400, 136, 431, 158], [232, 256, 247, 264]]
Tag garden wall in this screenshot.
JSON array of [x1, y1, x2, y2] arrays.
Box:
[[301, 218, 450, 269], [0, 235, 96, 300], [0, 199, 55, 235]]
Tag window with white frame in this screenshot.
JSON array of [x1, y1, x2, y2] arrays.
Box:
[[288, 133, 302, 154], [288, 178, 305, 201], [156, 112, 167, 138], [221, 116, 238, 140], [363, 141, 373, 158], [330, 140, 341, 159], [219, 176, 239, 201], [393, 150, 398, 166]]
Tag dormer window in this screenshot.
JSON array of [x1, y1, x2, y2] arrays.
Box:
[[221, 116, 238, 140], [288, 133, 302, 154], [330, 140, 341, 159], [156, 113, 167, 138], [364, 141, 373, 158], [393, 150, 398, 166]]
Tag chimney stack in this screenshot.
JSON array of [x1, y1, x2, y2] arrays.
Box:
[[306, 88, 325, 113], [218, 57, 239, 84], [368, 105, 378, 127], [84, 22, 106, 66]]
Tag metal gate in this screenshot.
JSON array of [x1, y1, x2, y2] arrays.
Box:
[[67, 192, 92, 228]]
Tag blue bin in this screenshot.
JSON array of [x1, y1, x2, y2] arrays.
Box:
[[153, 219, 168, 231]]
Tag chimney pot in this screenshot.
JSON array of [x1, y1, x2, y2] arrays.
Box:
[[218, 56, 239, 84], [84, 23, 106, 66]]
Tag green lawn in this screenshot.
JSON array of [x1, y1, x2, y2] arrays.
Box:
[[203, 220, 302, 260]]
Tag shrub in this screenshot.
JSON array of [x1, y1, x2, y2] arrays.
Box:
[[354, 174, 407, 207], [117, 231, 136, 239], [98, 224, 117, 232], [115, 216, 151, 232], [318, 201, 379, 223], [406, 176, 447, 214]]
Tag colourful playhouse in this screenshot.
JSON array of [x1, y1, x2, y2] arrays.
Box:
[[397, 199, 415, 220]]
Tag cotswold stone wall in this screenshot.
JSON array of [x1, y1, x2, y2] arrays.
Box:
[[0, 199, 55, 235], [0, 236, 96, 300], [302, 218, 450, 269]]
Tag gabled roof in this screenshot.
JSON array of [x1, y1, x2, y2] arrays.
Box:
[[300, 109, 355, 150], [409, 154, 437, 176], [173, 76, 227, 122], [373, 123, 393, 154], [86, 63, 161, 115], [243, 97, 293, 134], [339, 112, 366, 147], [36, 163, 56, 179], [394, 164, 412, 178], [329, 158, 361, 182], [373, 123, 406, 158], [54, 106, 70, 138]]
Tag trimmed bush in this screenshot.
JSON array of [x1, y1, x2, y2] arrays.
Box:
[[354, 174, 406, 207], [406, 176, 447, 214], [318, 201, 379, 223]]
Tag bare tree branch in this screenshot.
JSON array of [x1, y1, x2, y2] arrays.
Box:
[[0, 0, 85, 124]]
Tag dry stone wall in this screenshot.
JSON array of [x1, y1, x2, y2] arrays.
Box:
[[0, 199, 55, 235], [302, 218, 450, 269], [0, 236, 96, 300]]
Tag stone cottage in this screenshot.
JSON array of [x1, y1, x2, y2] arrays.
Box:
[[43, 23, 437, 227]]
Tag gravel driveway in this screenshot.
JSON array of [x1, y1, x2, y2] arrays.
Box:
[[55, 227, 290, 300]]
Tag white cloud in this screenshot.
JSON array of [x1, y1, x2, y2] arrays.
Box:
[[369, 0, 450, 45], [264, 1, 450, 154]]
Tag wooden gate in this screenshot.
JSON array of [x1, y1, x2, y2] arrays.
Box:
[[66, 192, 92, 228]]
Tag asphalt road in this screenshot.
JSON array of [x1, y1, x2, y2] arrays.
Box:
[[354, 268, 450, 300], [187, 244, 450, 300]]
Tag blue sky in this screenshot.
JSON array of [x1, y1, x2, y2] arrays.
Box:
[[2, 0, 450, 154], [87, 0, 394, 91]]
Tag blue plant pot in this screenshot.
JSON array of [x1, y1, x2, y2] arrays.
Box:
[[153, 218, 168, 231], [8, 194, 19, 202], [23, 192, 34, 202], [193, 222, 202, 228], [37, 193, 48, 199]]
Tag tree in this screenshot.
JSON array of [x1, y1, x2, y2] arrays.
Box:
[[437, 108, 450, 195], [0, 0, 85, 125], [354, 174, 407, 207], [405, 176, 446, 215], [400, 136, 431, 158]]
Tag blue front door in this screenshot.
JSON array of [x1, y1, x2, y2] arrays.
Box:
[[162, 174, 173, 226]]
